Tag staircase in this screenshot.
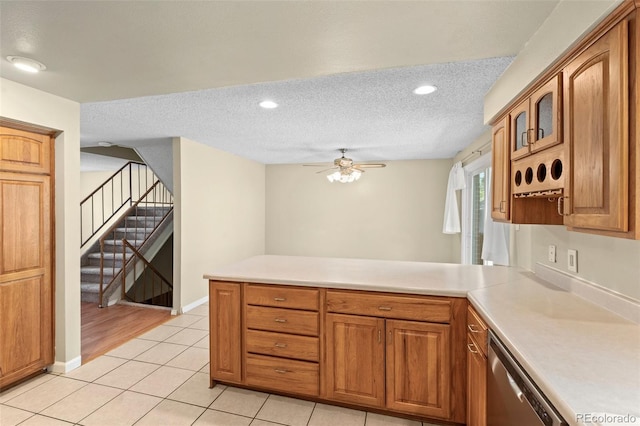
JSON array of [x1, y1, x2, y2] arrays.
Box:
[[80, 161, 173, 307], [81, 205, 171, 304]]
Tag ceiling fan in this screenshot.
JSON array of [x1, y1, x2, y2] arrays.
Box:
[[303, 149, 386, 183]]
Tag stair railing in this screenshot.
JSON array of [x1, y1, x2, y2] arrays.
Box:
[[122, 240, 173, 307], [81, 161, 152, 247], [98, 178, 173, 306]]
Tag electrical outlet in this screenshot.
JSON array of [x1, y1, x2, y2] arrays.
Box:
[[568, 249, 578, 273], [548, 245, 556, 263]]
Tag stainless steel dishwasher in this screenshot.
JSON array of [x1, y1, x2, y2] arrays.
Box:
[[487, 331, 568, 426]]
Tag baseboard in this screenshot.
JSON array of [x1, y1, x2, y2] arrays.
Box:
[[49, 355, 82, 374], [535, 262, 640, 324], [181, 295, 208, 314]]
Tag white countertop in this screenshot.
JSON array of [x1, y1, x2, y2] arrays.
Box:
[[205, 255, 640, 426], [468, 274, 640, 426], [204, 255, 522, 297]]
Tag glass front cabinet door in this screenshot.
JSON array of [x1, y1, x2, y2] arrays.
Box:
[[510, 74, 562, 160]]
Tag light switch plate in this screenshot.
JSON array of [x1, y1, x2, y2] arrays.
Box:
[[568, 249, 578, 273], [548, 245, 556, 263]]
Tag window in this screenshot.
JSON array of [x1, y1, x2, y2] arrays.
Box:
[[462, 154, 492, 265]]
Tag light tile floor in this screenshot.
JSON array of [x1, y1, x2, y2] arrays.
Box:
[[0, 304, 442, 426]]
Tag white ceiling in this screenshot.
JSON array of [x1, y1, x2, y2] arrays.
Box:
[[0, 1, 561, 164]]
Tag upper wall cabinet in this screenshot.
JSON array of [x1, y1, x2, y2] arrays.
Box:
[[510, 74, 562, 161], [563, 20, 629, 233], [489, 0, 639, 239], [491, 117, 510, 222]]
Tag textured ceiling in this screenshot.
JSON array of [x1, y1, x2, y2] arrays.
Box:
[[0, 1, 560, 164], [82, 57, 513, 164]]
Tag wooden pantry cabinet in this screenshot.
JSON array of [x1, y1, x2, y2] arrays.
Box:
[[208, 281, 467, 424], [0, 124, 55, 390]]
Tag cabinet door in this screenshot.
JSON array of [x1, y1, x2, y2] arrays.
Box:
[[325, 313, 385, 407], [491, 117, 510, 221], [467, 334, 487, 426], [530, 74, 562, 153], [209, 281, 242, 384], [510, 99, 531, 160], [0, 173, 53, 387], [563, 21, 629, 232], [0, 127, 52, 174], [386, 320, 451, 419]]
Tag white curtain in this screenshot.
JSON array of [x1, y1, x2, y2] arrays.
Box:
[[442, 161, 466, 234], [481, 174, 510, 266]]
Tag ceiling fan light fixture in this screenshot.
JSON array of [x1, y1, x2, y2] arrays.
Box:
[[327, 169, 361, 183], [7, 56, 46, 73], [413, 85, 437, 95], [258, 100, 278, 109]]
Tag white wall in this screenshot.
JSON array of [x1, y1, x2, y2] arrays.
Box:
[[266, 160, 455, 263], [0, 78, 82, 370], [81, 170, 116, 198], [173, 137, 265, 312], [514, 225, 640, 301], [484, 0, 622, 123]]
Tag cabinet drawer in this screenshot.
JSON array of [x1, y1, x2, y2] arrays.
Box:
[[467, 305, 488, 356], [246, 330, 319, 362], [326, 290, 451, 323], [246, 284, 319, 311], [246, 354, 319, 397], [246, 306, 319, 336]]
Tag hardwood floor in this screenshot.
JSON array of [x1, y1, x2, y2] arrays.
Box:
[[81, 302, 172, 364]]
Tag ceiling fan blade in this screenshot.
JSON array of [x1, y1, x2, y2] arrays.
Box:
[[303, 164, 331, 167], [315, 167, 338, 174], [354, 163, 386, 168], [352, 166, 367, 173]]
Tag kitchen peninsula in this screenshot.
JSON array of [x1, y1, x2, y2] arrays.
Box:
[[204, 255, 640, 426]]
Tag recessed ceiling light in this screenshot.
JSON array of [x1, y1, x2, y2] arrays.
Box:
[[6, 56, 46, 73], [413, 85, 437, 95], [259, 100, 278, 109]]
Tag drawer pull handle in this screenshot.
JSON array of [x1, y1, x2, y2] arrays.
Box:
[[273, 297, 286, 302], [274, 343, 287, 348], [468, 324, 481, 333], [274, 368, 289, 374], [378, 306, 392, 311], [467, 343, 479, 354], [274, 318, 287, 323]]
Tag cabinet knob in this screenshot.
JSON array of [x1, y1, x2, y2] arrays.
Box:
[[378, 306, 392, 311], [274, 318, 287, 323], [273, 297, 286, 302]]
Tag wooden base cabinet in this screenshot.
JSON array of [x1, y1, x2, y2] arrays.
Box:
[[385, 319, 451, 419], [325, 314, 452, 418], [208, 281, 467, 423], [466, 305, 489, 426], [0, 124, 55, 390], [325, 313, 385, 407], [209, 281, 242, 385]]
